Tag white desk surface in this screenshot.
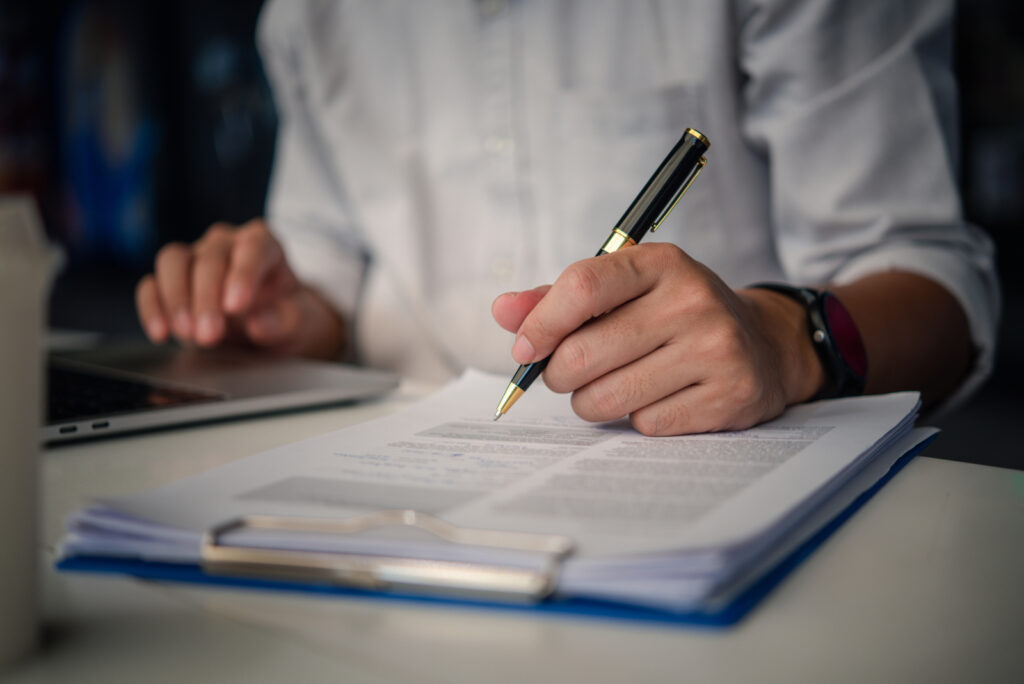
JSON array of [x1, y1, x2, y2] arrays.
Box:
[[8, 381, 1024, 683]]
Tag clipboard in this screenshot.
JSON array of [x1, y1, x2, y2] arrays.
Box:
[[201, 510, 574, 602], [56, 435, 934, 627]]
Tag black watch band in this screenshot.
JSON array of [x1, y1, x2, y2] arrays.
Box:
[[749, 283, 868, 400]]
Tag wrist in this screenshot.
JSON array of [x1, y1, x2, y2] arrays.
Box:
[[747, 284, 868, 402], [741, 287, 826, 405]]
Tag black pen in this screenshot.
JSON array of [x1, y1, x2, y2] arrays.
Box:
[[493, 127, 710, 420]]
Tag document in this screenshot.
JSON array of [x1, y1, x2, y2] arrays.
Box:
[[61, 370, 928, 612]]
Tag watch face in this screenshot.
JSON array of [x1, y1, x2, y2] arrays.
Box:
[[823, 294, 867, 380]]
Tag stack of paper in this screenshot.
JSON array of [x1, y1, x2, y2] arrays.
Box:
[[60, 371, 932, 618]]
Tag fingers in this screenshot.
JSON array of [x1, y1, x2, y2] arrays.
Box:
[[491, 286, 551, 333], [135, 275, 169, 343], [191, 224, 235, 345], [542, 294, 672, 393], [153, 241, 194, 340], [511, 247, 663, 365], [504, 242, 792, 435], [223, 219, 290, 315], [568, 343, 701, 424], [569, 328, 776, 435], [628, 374, 775, 436], [138, 219, 297, 348]]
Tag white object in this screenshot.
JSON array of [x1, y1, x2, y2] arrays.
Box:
[[61, 370, 925, 613], [257, 1, 999, 411], [2, 388, 1016, 682], [0, 196, 60, 666]]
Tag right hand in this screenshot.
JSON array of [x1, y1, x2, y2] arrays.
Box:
[[135, 218, 345, 359]]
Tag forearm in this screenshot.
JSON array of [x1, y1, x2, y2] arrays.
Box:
[[744, 271, 973, 411], [831, 272, 972, 408]]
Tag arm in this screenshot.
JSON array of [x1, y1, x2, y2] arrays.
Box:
[[741, 271, 974, 411], [737, 0, 999, 411], [136, 5, 365, 361], [491, 0, 997, 434], [492, 248, 975, 436]]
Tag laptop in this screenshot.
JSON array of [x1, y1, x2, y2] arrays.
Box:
[[0, 194, 398, 445], [45, 342, 399, 444]]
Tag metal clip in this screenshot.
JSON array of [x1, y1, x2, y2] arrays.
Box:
[[201, 511, 575, 603]]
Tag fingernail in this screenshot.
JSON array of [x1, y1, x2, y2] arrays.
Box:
[[196, 312, 221, 344], [512, 334, 535, 364], [223, 283, 245, 312], [173, 310, 192, 338]]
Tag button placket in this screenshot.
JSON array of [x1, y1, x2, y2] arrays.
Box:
[[477, 2, 520, 287]]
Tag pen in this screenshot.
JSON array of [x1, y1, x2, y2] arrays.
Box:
[[493, 127, 710, 420]]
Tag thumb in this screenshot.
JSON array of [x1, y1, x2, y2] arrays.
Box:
[[492, 285, 551, 333], [244, 295, 302, 349]]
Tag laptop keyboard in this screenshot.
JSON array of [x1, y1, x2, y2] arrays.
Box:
[[49, 365, 223, 423]]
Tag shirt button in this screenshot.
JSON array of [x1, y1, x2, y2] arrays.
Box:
[[483, 135, 514, 156], [490, 256, 513, 282]]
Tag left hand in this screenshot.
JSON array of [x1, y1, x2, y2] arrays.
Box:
[[491, 242, 824, 435]]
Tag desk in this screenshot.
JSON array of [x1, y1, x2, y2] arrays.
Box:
[[9, 381, 1024, 683]]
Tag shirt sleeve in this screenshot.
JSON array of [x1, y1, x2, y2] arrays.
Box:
[[737, 0, 1001, 412], [256, 1, 368, 323]]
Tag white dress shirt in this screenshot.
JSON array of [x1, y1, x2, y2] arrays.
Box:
[[256, 0, 999, 409]]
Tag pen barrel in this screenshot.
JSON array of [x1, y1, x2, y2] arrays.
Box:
[[496, 127, 709, 418], [511, 358, 549, 390], [613, 128, 709, 244]]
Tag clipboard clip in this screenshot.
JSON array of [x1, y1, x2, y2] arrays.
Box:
[[201, 510, 575, 603]]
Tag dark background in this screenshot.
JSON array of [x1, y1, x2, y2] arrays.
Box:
[[2, 1, 1021, 469]]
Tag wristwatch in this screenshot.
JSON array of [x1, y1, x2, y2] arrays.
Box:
[[749, 283, 868, 400]]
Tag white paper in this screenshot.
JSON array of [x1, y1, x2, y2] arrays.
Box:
[[63, 370, 925, 610]]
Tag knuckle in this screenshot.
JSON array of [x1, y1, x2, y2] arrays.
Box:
[[686, 277, 720, 311], [542, 369, 571, 394], [523, 311, 560, 350], [560, 261, 603, 307], [705, 317, 749, 360], [729, 372, 763, 406], [573, 378, 635, 423], [556, 336, 591, 378], [591, 385, 627, 420], [646, 241, 687, 270], [630, 405, 670, 437]]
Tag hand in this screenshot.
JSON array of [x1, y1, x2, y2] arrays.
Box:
[[491, 243, 824, 435], [135, 219, 345, 359]]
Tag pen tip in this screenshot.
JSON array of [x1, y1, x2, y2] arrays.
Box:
[[494, 383, 524, 421]]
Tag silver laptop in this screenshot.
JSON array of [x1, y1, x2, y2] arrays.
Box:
[[0, 194, 398, 444], [45, 342, 399, 444]]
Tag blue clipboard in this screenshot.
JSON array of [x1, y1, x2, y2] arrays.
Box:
[[57, 435, 934, 627]]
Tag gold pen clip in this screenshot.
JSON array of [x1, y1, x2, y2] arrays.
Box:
[[651, 156, 706, 232]]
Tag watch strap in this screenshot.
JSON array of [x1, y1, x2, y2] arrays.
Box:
[[749, 283, 867, 400]]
